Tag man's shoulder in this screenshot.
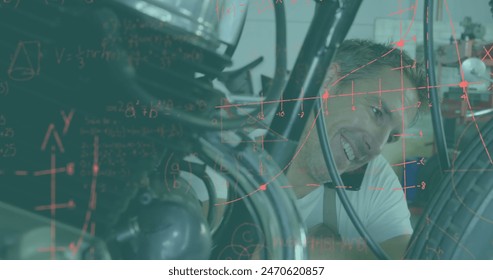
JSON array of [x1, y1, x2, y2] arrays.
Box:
[[360, 155, 400, 191], [366, 155, 395, 176], [369, 154, 390, 166]]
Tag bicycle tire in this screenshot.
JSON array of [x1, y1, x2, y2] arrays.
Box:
[[406, 118, 493, 259]]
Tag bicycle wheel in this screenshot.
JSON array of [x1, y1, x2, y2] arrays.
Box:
[[406, 118, 493, 259]]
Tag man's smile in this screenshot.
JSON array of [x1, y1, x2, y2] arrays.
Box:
[[341, 134, 356, 161]]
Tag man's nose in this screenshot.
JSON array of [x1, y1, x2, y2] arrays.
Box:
[[363, 128, 391, 158]]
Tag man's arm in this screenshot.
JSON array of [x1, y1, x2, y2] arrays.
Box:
[[307, 223, 410, 259]]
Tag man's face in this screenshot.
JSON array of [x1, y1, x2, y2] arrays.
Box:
[[301, 67, 419, 183]]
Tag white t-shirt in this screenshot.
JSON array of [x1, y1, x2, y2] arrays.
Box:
[[296, 154, 413, 243]]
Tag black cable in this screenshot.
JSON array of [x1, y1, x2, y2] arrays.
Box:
[[266, 0, 341, 162], [200, 174, 217, 228], [315, 99, 390, 260], [424, 0, 451, 171], [259, 0, 288, 108], [266, 0, 365, 168]]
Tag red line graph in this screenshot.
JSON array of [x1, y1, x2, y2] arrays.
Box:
[[50, 145, 57, 260], [214, 82, 472, 110], [35, 200, 75, 211], [71, 135, 99, 256]]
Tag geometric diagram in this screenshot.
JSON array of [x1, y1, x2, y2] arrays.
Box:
[[8, 41, 42, 82]]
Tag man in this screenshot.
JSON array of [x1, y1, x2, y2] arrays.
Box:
[[188, 39, 426, 260], [282, 39, 427, 259]]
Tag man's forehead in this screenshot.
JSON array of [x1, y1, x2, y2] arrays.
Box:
[[335, 67, 420, 125], [365, 68, 420, 124]]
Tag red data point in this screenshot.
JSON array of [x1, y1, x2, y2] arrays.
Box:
[[396, 39, 405, 48], [459, 80, 469, 88], [66, 162, 74, 175], [92, 164, 99, 175], [322, 90, 329, 100], [259, 184, 267, 191]]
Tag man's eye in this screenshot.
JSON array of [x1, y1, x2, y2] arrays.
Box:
[[371, 106, 383, 119], [387, 130, 401, 143]]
